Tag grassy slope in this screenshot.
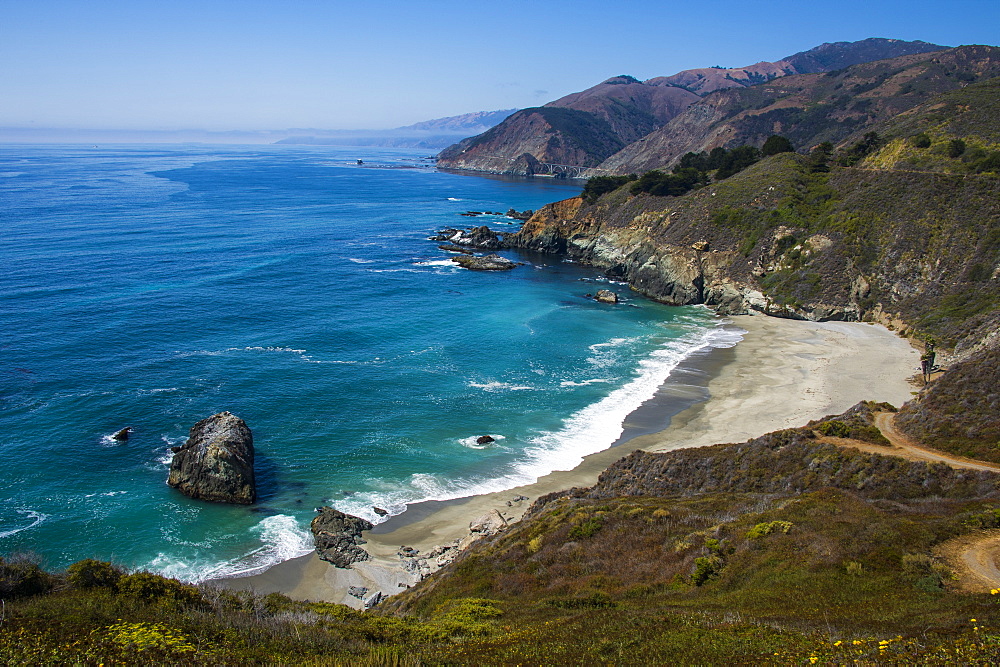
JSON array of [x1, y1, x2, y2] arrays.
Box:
[[7, 406, 1000, 664], [383, 405, 1000, 663]]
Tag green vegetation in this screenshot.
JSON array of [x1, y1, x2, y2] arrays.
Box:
[[0, 560, 513, 664], [761, 134, 795, 156], [581, 174, 636, 203], [629, 167, 706, 196], [898, 345, 1000, 463], [387, 451, 1000, 662]]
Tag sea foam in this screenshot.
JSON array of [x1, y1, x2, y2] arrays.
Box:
[[149, 514, 313, 583], [0, 509, 49, 539], [331, 321, 744, 523]]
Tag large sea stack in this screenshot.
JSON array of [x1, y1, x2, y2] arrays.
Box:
[[167, 412, 256, 504]]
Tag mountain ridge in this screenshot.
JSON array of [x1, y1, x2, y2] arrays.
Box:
[[437, 38, 949, 175]]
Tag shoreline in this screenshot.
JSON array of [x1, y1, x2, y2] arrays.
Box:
[[216, 315, 920, 606]]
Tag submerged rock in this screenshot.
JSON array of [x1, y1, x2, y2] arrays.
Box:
[[310, 507, 373, 568], [476, 435, 495, 445], [595, 289, 619, 304], [167, 412, 255, 505]]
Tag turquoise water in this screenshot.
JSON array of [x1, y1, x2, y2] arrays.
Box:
[[0, 144, 738, 580]]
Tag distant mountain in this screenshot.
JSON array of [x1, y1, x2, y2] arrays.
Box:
[[397, 109, 517, 133], [595, 45, 1000, 175], [436, 38, 948, 175], [275, 109, 517, 149]]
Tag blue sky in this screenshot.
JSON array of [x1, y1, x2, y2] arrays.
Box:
[[2, 0, 998, 132]]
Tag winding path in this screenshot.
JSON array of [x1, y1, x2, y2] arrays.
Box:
[[830, 413, 1000, 591], [872, 412, 1000, 473]]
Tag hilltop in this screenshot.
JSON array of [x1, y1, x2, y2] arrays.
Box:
[[437, 38, 947, 175]]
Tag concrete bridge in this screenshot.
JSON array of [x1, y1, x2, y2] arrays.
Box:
[[478, 155, 607, 178]]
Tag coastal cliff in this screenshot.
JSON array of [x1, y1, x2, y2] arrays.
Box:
[[505, 149, 999, 345], [502, 72, 1000, 464]]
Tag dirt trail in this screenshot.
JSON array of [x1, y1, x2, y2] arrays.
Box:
[[936, 532, 1000, 592], [872, 412, 1000, 473], [855, 413, 1000, 591]]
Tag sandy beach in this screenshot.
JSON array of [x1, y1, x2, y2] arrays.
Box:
[[218, 314, 921, 605]]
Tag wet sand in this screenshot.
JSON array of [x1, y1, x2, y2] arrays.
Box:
[[215, 315, 920, 605]]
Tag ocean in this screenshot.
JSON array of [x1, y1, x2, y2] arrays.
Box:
[[0, 144, 741, 581]]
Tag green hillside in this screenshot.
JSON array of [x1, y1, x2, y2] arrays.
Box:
[[8, 405, 1000, 663]]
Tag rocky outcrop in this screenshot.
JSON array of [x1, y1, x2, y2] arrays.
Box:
[[431, 226, 502, 249], [310, 507, 374, 568], [452, 254, 519, 271], [395, 507, 517, 580], [167, 412, 255, 504], [112, 427, 132, 441], [594, 290, 618, 304]]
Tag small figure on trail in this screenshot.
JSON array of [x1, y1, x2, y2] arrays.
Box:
[[920, 340, 937, 385]]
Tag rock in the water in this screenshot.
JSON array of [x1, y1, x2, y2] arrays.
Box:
[[595, 289, 619, 304], [112, 427, 133, 441], [476, 435, 495, 445], [452, 253, 519, 271], [310, 507, 373, 568], [167, 412, 255, 504], [373, 506, 389, 517]]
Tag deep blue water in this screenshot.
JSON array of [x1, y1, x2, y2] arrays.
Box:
[[0, 144, 738, 580]]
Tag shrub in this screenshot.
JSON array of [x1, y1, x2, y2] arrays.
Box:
[[568, 517, 603, 539], [747, 521, 793, 539], [546, 592, 615, 608], [909, 133, 932, 148], [582, 175, 637, 203], [815, 420, 852, 438], [692, 556, 722, 585], [66, 559, 123, 590], [761, 135, 794, 156], [0, 556, 53, 598], [964, 508, 1000, 530], [103, 621, 195, 654], [116, 571, 201, 606]]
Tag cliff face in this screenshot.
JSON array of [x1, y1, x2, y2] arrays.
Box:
[[506, 149, 1000, 334]]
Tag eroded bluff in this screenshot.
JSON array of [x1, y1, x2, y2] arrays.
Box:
[[503, 152, 1000, 332]]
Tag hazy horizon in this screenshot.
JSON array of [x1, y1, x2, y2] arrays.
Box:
[[3, 0, 999, 142]]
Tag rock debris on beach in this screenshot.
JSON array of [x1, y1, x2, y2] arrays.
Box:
[[310, 507, 374, 568]]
